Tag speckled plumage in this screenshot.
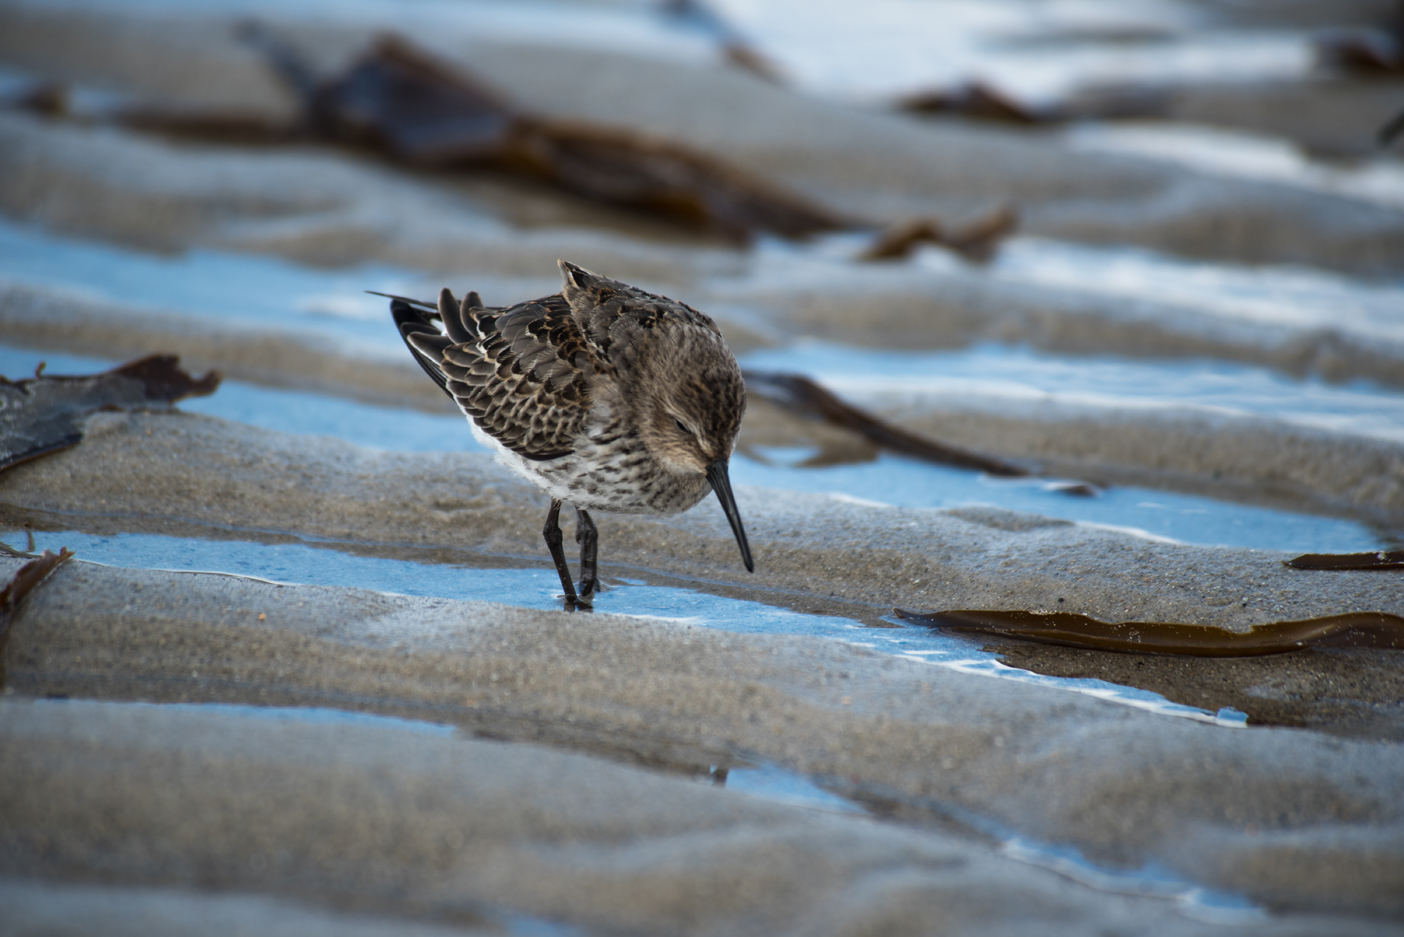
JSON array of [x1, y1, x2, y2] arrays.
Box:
[[387, 260, 753, 609]]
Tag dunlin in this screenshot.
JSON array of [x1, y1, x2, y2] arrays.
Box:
[[385, 261, 753, 610]]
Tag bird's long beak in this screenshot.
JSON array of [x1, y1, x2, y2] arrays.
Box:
[[706, 459, 755, 573]]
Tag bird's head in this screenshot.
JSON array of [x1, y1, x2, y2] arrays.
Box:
[[560, 259, 754, 572]]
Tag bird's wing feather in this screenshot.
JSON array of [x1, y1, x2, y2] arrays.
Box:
[[394, 292, 595, 461]]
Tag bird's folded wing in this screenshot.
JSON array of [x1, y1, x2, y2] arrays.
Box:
[[439, 296, 595, 461]]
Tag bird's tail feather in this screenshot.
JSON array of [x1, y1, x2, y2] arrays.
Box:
[[390, 297, 452, 395]]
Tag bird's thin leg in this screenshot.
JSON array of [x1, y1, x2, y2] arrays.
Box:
[[543, 499, 578, 611], [575, 508, 598, 607]]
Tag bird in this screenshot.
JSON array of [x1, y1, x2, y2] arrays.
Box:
[[382, 260, 754, 610]]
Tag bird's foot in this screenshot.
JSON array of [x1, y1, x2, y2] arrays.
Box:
[[562, 591, 593, 613]]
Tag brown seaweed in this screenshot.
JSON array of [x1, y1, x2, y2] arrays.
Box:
[[941, 204, 1021, 261], [720, 43, 786, 85], [893, 607, 1404, 657], [4, 29, 839, 239], [1381, 107, 1404, 147], [1285, 551, 1404, 571], [116, 107, 299, 146], [1314, 27, 1404, 75], [859, 219, 944, 262], [0, 548, 73, 688], [8, 80, 68, 117], [1, 354, 221, 473], [6, 74, 296, 145], [8, 33, 1035, 254], [742, 371, 1030, 476], [299, 33, 516, 163], [504, 118, 841, 239], [858, 205, 1019, 263], [298, 38, 1002, 247], [990, 638, 1404, 739], [1042, 481, 1099, 498], [899, 82, 1046, 124], [248, 30, 842, 239], [897, 82, 1164, 126], [660, 0, 786, 85]]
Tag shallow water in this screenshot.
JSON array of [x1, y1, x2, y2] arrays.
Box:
[[744, 338, 1404, 443], [0, 342, 1385, 552], [7, 213, 1403, 363], [716, 763, 865, 815], [994, 836, 1265, 926], [0, 217, 416, 362], [733, 453, 1378, 553], [8, 528, 1248, 728], [702, 0, 1312, 103], [90, 699, 464, 738], [0, 343, 488, 453], [744, 232, 1404, 346]]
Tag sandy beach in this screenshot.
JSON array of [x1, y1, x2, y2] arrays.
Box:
[[3, 0, 1404, 933]]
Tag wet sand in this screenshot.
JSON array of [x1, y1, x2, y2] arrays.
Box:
[[3, 0, 1404, 932], [6, 555, 1404, 928], [0, 698, 1310, 937], [3, 411, 1403, 929], [4, 410, 1402, 625], [5, 288, 1401, 538]]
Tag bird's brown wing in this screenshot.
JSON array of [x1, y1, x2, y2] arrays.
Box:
[[395, 290, 595, 461]]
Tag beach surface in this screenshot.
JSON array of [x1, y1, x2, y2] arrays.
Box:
[[2, 0, 1403, 933]]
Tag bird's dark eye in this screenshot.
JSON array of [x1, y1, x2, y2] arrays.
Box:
[[675, 418, 690, 434]]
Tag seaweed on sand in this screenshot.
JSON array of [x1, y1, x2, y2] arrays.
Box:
[[742, 371, 1030, 476], [858, 205, 1018, 263], [894, 607, 1404, 657], [243, 29, 844, 241], [6, 30, 1021, 258], [0, 548, 73, 687], [1285, 551, 1404, 571], [1, 355, 221, 474]]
